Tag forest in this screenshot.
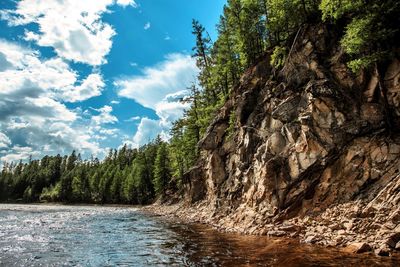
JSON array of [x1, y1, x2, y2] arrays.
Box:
[[1, 0, 399, 204]]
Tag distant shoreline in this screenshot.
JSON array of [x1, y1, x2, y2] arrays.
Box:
[[0, 202, 144, 208]]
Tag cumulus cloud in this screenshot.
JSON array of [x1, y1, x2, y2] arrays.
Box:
[[116, 0, 137, 7], [0, 40, 105, 104], [0, 0, 134, 66], [1, 146, 40, 163], [116, 53, 198, 108], [62, 74, 105, 102], [116, 53, 198, 147], [131, 118, 163, 147], [144, 22, 151, 30], [0, 132, 11, 149], [91, 105, 118, 125], [0, 41, 108, 162], [99, 128, 119, 136]]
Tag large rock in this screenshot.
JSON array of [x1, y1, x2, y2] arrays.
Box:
[[271, 96, 301, 123], [181, 24, 400, 255], [344, 242, 372, 254], [385, 58, 400, 116]]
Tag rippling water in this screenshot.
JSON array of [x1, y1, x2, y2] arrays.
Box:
[[0, 204, 399, 267]]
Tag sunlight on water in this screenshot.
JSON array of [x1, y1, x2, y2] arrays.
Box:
[[0, 204, 399, 267]]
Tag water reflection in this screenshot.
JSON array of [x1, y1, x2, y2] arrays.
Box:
[[0, 204, 399, 267], [161, 219, 400, 267]]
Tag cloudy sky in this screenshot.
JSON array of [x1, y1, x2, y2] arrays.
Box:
[[0, 0, 226, 163]]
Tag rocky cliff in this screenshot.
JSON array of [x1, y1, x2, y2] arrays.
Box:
[[181, 24, 400, 256]]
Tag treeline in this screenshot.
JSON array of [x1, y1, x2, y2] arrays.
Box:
[[1, 0, 398, 204], [0, 138, 174, 204]]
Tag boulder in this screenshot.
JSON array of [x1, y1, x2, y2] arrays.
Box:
[[386, 232, 400, 249], [344, 242, 372, 254], [375, 245, 390, 257]]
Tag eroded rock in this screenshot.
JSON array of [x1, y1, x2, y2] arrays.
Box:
[[344, 242, 372, 254], [180, 24, 400, 256]]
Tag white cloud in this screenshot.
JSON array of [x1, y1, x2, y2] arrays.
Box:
[[0, 39, 104, 104], [144, 22, 151, 30], [116, 53, 198, 147], [0, 41, 107, 162], [0, 132, 11, 149], [7, 120, 30, 130], [125, 116, 141, 122], [1, 0, 133, 66], [116, 53, 198, 109], [116, 0, 137, 7], [131, 118, 162, 147], [99, 128, 119, 136], [91, 105, 118, 125], [61, 73, 105, 102], [110, 100, 120, 105], [0, 146, 40, 162]]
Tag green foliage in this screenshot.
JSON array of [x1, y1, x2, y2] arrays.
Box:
[[153, 143, 171, 197], [23, 187, 32, 202], [1, 0, 398, 206], [0, 138, 164, 205], [340, 15, 373, 55], [320, 0, 400, 72], [270, 45, 287, 68], [40, 183, 61, 202], [319, 0, 363, 20]]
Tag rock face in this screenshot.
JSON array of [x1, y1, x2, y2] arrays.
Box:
[[182, 24, 400, 255]]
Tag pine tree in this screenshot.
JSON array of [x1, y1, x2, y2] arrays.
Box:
[[153, 143, 171, 197]]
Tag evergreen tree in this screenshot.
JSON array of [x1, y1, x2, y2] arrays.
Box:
[[153, 143, 171, 197]]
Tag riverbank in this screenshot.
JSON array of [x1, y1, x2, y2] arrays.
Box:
[[4, 200, 399, 257], [142, 201, 400, 258], [3, 203, 399, 266]]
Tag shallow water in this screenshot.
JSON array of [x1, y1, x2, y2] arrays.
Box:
[[0, 204, 399, 266]]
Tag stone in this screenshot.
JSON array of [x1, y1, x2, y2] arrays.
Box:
[[177, 23, 400, 259], [278, 224, 299, 232], [267, 132, 286, 155], [282, 123, 300, 144], [389, 144, 400, 154], [386, 233, 400, 249], [271, 96, 301, 123], [361, 104, 384, 125], [385, 59, 400, 116], [344, 242, 372, 254], [364, 68, 379, 102], [267, 230, 287, 237], [343, 222, 353, 231], [375, 245, 390, 257], [199, 122, 229, 150], [304, 41, 313, 56], [304, 235, 319, 244], [360, 206, 376, 218]]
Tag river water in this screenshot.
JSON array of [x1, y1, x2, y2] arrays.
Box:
[[0, 204, 399, 267]]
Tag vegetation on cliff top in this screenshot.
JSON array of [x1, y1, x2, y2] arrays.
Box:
[[1, 0, 399, 204]]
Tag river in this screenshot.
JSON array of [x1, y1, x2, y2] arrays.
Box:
[[0, 204, 399, 266]]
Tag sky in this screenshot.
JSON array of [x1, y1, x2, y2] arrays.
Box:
[[0, 0, 226, 163]]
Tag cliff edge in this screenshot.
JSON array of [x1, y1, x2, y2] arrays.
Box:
[[180, 24, 400, 256]]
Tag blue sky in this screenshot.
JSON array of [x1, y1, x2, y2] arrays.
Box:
[[0, 0, 226, 162]]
